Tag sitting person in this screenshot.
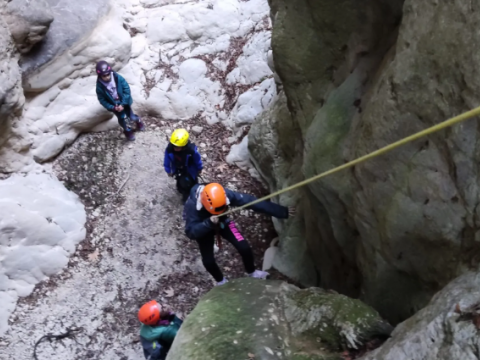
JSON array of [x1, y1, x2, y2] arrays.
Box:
[[95, 60, 145, 141], [138, 300, 183, 360]]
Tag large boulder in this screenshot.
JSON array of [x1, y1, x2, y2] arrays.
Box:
[[249, 0, 480, 324], [0, 10, 25, 149], [0, 172, 86, 335], [20, 0, 130, 92], [360, 272, 480, 360], [167, 278, 392, 360], [5, 0, 54, 54]]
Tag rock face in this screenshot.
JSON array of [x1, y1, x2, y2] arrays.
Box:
[[20, 0, 117, 92], [0, 9, 25, 150], [0, 172, 86, 335], [167, 279, 391, 360], [360, 272, 480, 360], [5, 0, 54, 54], [249, 0, 480, 324]]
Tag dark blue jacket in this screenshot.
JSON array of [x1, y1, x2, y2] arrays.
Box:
[[164, 142, 203, 180], [184, 183, 289, 239], [96, 72, 133, 111]]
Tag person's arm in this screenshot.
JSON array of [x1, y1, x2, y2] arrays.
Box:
[[193, 147, 203, 172], [96, 86, 115, 111], [185, 207, 215, 239], [185, 218, 215, 239], [225, 189, 289, 219], [164, 148, 172, 175], [117, 74, 133, 106]]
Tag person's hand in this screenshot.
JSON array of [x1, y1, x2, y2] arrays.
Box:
[[168, 172, 174, 177], [210, 216, 219, 224], [288, 206, 296, 217], [160, 304, 172, 317], [116, 105, 124, 112]]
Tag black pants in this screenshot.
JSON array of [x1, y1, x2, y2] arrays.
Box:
[[175, 171, 197, 201], [196, 221, 255, 282]]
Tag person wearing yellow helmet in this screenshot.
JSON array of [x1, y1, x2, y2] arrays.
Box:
[[164, 128, 203, 201]]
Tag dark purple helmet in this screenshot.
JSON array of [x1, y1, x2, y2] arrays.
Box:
[[96, 60, 111, 76]]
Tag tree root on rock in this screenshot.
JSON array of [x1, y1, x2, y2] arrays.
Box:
[[33, 326, 84, 360]]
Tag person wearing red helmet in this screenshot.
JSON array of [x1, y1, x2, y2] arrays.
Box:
[[184, 183, 295, 286], [138, 300, 182, 360], [95, 60, 145, 141]]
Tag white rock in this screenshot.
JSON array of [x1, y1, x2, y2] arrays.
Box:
[[227, 78, 276, 127], [23, 7, 131, 92], [191, 126, 204, 135], [0, 172, 86, 335], [226, 31, 272, 85], [262, 247, 278, 271]]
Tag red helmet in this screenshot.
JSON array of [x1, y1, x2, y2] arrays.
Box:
[[138, 300, 161, 325]]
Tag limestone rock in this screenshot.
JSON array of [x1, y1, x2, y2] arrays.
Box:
[[167, 278, 391, 360], [0, 172, 86, 335], [20, 0, 131, 92], [191, 125, 203, 135], [361, 272, 480, 360], [226, 136, 260, 179], [0, 12, 25, 149], [5, 0, 54, 54], [250, 0, 480, 324], [227, 78, 276, 127]]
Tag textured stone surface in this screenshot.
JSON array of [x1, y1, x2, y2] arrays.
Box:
[[360, 272, 480, 360], [0, 172, 86, 335], [250, 0, 480, 324], [20, 0, 111, 89], [0, 10, 25, 151], [167, 279, 391, 360], [5, 0, 54, 54]]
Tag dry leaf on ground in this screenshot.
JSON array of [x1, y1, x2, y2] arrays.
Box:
[[88, 249, 100, 262]]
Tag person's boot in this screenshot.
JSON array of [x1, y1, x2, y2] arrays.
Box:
[[124, 129, 135, 141], [216, 278, 228, 286], [248, 270, 269, 279], [136, 120, 146, 131]]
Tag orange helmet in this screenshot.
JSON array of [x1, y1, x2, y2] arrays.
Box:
[[138, 300, 161, 325], [201, 183, 227, 214]]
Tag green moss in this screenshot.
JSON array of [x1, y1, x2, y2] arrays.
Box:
[[171, 279, 288, 359], [289, 288, 384, 351]]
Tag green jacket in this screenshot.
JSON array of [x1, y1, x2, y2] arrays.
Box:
[[140, 318, 181, 346], [95, 72, 133, 111]]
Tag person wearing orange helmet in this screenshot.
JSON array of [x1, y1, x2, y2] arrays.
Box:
[[184, 183, 295, 286], [138, 300, 182, 360]]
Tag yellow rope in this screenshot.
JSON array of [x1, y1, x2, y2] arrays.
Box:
[[218, 105, 480, 217]]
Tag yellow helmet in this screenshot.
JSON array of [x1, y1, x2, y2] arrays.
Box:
[[170, 128, 189, 147]]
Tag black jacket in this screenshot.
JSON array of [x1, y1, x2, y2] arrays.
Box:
[[184, 184, 289, 240]]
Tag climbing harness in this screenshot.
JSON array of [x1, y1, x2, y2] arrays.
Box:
[[216, 105, 480, 217]]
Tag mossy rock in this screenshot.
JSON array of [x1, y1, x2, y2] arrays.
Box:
[[167, 279, 391, 360], [284, 288, 392, 351]]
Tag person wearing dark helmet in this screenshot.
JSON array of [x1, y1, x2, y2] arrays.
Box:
[[184, 183, 295, 286], [95, 60, 145, 141]]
